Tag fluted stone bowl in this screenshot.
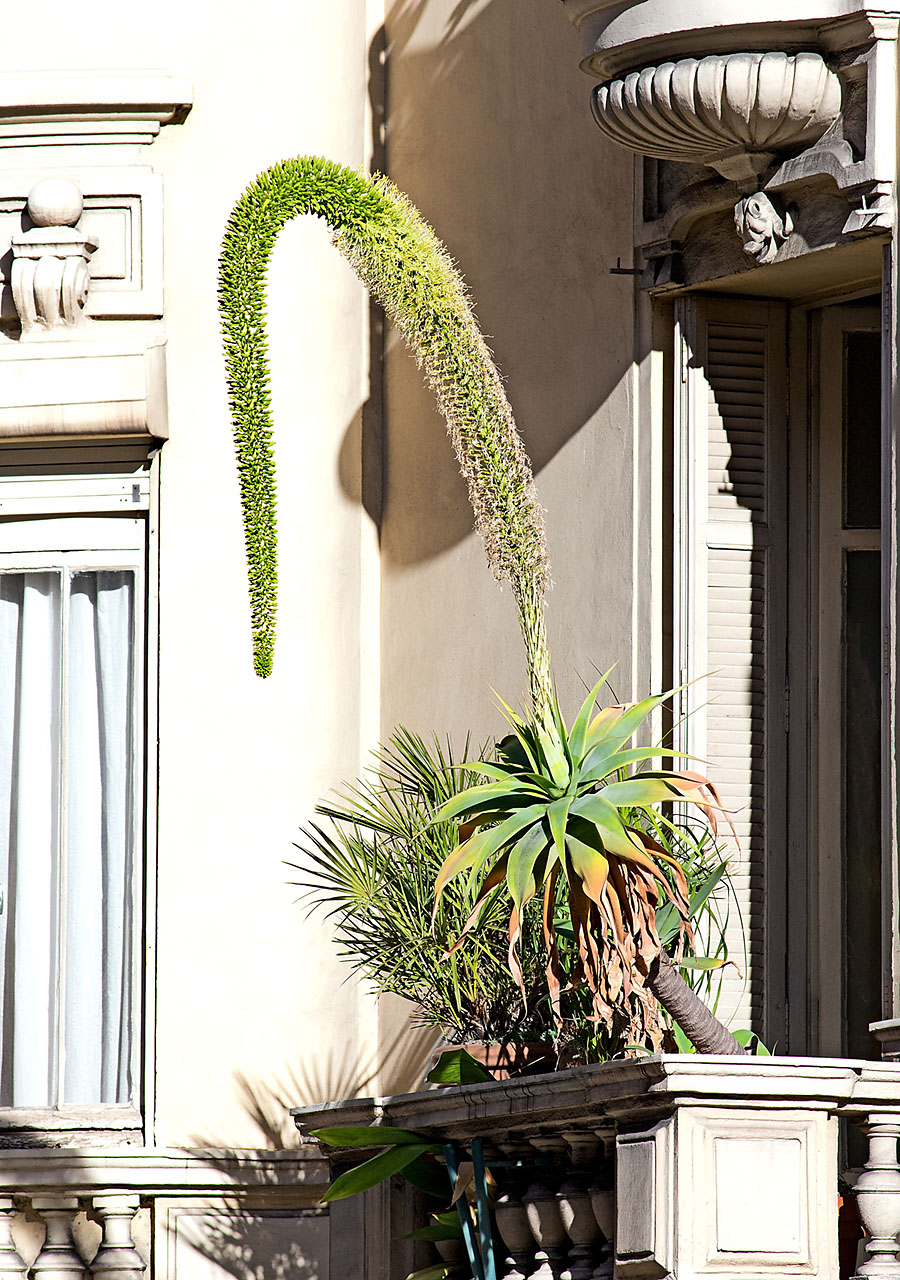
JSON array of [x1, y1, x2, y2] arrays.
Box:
[[591, 51, 842, 181]]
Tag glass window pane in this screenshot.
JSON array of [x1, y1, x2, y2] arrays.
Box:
[[0, 567, 135, 1107], [844, 549, 882, 1060], [0, 572, 62, 1107], [844, 332, 881, 529]]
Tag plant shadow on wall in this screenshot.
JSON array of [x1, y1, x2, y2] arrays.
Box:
[[336, 0, 640, 563], [189, 1021, 439, 1152], [174, 1206, 325, 1280]]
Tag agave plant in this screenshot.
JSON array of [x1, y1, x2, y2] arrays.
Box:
[[433, 675, 744, 1054]]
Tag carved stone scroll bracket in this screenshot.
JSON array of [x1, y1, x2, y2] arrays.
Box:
[[853, 1114, 900, 1280], [734, 192, 794, 265], [11, 178, 99, 340], [844, 182, 894, 237], [0, 1199, 26, 1280]]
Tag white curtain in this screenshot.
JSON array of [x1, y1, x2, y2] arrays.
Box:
[[0, 570, 133, 1107]]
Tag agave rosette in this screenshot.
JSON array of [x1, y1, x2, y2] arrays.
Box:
[[432, 676, 727, 1031]]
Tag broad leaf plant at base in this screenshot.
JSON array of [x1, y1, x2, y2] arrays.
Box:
[[219, 158, 747, 1057], [432, 675, 735, 1051]]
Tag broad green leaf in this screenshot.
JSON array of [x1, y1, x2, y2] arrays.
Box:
[[497, 730, 539, 774], [688, 863, 728, 917], [583, 705, 625, 753], [579, 745, 692, 786], [312, 1125, 428, 1148], [598, 777, 698, 807], [655, 900, 681, 947], [603, 692, 667, 747], [435, 803, 549, 898], [507, 821, 551, 911], [464, 762, 516, 783], [401, 1224, 463, 1242], [732, 1029, 773, 1056], [565, 832, 610, 907], [679, 956, 726, 971], [547, 796, 572, 861], [569, 666, 618, 760], [432, 780, 544, 825], [320, 1143, 436, 1202], [537, 721, 570, 789], [406, 1266, 458, 1280], [402, 1156, 455, 1199], [569, 794, 645, 857], [426, 1047, 495, 1085]]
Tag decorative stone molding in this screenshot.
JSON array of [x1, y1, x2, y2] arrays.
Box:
[[0, 70, 192, 442], [11, 179, 99, 340], [734, 192, 794, 264], [591, 52, 841, 183]]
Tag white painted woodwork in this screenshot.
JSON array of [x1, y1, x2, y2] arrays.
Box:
[[674, 296, 788, 1032]]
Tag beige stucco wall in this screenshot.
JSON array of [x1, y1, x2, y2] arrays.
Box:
[[380, 0, 642, 743], [149, 2, 382, 1147], [3, 0, 388, 1146]]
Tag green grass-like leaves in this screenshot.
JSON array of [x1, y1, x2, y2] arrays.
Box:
[[219, 157, 550, 705]]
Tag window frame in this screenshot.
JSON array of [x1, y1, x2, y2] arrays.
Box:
[[0, 453, 156, 1135]]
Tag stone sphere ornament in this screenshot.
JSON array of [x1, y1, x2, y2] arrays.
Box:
[[26, 177, 84, 228], [591, 51, 842, 182]]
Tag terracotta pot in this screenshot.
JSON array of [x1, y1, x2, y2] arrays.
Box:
[[432, 1041, 556, 1081]]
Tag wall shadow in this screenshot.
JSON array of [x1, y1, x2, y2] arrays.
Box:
[[337, 0, 641, 567]]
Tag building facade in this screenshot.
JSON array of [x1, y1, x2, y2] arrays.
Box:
[[0, 2, 898, 1278]]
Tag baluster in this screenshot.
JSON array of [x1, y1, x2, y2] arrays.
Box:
[[495, 1143, 536, 1280], [0, 1199, 26, 1280], [88, 1198, 145, 1280], [558, 1132, 603, 1280], [524, 1137, 567, 1280], [29, 1200, 87, 1280], [854, 1114, 900, 1280], [589, 1134, 615, 1280]]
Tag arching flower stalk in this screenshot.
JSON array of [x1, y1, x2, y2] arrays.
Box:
[[219, 157, 552, 719]]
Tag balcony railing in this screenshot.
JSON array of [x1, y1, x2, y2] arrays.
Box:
[[0, 1148, 329, 1280], [293, 1055, 900, 1280]]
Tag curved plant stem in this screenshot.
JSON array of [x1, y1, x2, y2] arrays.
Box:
[[219, 156, 551, 717], [646, 956, 747, 1055]]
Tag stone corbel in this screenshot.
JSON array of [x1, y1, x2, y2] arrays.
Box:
[[734, 192, 794, 265], [844, 181, 894, 237], [11, 177, 98, 340]]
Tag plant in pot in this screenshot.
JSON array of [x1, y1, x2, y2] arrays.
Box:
[[293, 722, 736, 1070], [219, 156, 747, 1056]]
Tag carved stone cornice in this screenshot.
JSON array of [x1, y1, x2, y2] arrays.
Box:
[[591, 52, 841, 183]]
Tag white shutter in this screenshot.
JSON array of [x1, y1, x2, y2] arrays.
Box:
[[674, 297, 787, 1033]]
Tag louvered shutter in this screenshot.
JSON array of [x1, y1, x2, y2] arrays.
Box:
[[674, 297, 787, 1033]]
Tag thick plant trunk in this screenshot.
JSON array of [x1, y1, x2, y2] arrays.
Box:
[[647, 955, 747, 1055]]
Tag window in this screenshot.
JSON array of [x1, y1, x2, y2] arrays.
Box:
[[0, 451, 148, 1113], [672, 293, 885, 1056]]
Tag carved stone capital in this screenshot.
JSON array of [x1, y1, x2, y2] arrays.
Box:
[[734, 192, 794, 264], [11, 178, 99, 340]]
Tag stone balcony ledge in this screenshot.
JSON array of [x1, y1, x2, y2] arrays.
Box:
[[561, 0, 900, 79]]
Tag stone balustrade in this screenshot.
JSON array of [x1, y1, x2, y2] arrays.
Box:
[[293, 1056, 900, 1280], [0, 1149, 329, 1280]]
